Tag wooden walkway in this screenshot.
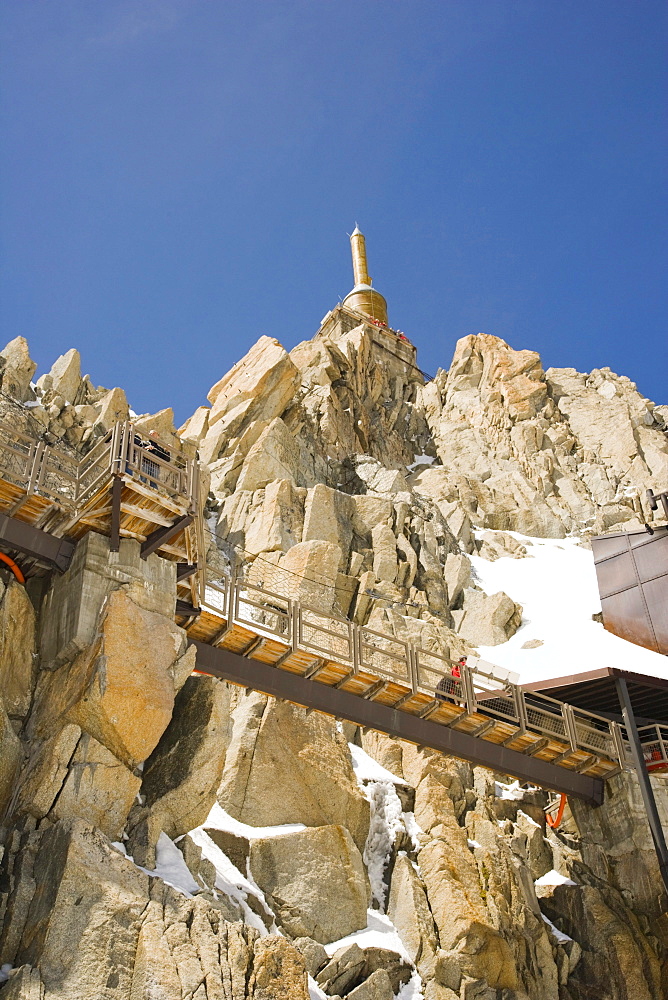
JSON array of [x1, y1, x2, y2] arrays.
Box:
[[0, 419, 204, 607], [0, 414, 665, 799], [181, 575, 641, 801]]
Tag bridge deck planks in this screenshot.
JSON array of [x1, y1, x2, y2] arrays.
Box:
[[186, 609, 619, 781], [0, 465, 198, 615], [0, 479, 55, 525], [0, 458, 624, 786], [0, 461, 193, 561], [67, 478, 191, 553]]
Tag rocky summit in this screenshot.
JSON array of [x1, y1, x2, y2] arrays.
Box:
[[0, 304, 667, 1000]]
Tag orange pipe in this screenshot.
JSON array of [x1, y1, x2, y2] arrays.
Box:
[[546, 793, 567, 829], [0, 552, 25, 584]]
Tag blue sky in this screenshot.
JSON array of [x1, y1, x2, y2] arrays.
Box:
[[1, 1, 666, 423]]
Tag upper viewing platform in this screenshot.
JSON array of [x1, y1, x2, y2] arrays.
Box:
[[316, 303, 419, 372], [0, 414, 205, 608]]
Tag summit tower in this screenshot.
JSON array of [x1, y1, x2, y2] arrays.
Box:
[[341, 226, 389, 327], [315, 227, 418, 374]]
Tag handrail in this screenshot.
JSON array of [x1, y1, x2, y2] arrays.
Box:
[[636, 723, 668, 772], [0, 421, 78, 511], [0, 421, 204, 600], [0, 419, 660, 777], [203, 571, 643, 773], [0, 420, 199, 514]]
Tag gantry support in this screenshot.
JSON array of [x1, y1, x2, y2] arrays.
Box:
[[110, 476, 123, 553], [0, 513, 75, 573], [191, 639, 605, 804], [141, 514, 193, 560], [176, 563, 198, 582], [615, 677, 668, 896]]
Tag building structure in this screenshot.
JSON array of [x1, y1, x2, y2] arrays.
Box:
[[316, 227, 420, 376]]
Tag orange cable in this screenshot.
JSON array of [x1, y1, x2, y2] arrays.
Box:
[[545, 793, 567, 829], [0, 552, 25, 585]]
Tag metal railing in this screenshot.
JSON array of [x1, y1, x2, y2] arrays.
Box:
[[0, 420, 204, 601], [93, 422, 198, 509], [636, 724, 668, 772], [3, 419, 662, 778], [200, 571, 636, 773], [0, 422, 78, 511], [0, 420, 199, 515]]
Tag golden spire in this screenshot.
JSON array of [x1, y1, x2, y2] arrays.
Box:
[[350, 224, 371, 286], [342, 225, 389, 326]]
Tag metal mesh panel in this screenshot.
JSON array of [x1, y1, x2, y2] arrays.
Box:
[[478, 694, 518, 724], [203, 579, 228, 616], [572, 711, 614, 755], [574, 725, 612, 754], [244, 557, 348, 618], [469, 665, 519, 723], [76, 435, 113, 503], [359, 627, 411, 684], [39, 448, 78, 509], [234, 583, 291, 640], [126, 438, 188, 499], [525, 705, 567, 739], [434, 674, 463, 703], [415, 648, 459, 701], [642, 740, 665, 766], [0, 423, 78, 510], [0, 423, 34, 487], [639, 726, 668, 768], [298, 607, 353, 663]]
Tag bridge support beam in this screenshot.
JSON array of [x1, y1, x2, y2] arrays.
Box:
[[192, 640, 605, 804], [141, 514, 192, 559], [0, 513, 75, 572]]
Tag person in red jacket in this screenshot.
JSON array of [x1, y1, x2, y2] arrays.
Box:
[[452, 655, 467, 679], [436, 656, 467, 700]]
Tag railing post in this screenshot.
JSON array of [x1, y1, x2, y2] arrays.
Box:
[[197, 562, 206, 608], [226, 568, 237, 628], [610, 721, 628, 769], [189, 461, 200, 514], [408, 645, 419, 693], [109, 422, 122, 476], [290, 600, 300, 653], [110, 475, 123, 552], [658, 726, 668, 766], [357, 627, 366, 672], [512, 684, 529, 732], [184, 458, 192, 508], [562, 704, 578, 750], [461, 663, 477, 714], [352, 624, 360, 675], [122, 421, 132, 474], [27, 440, 46, 495]]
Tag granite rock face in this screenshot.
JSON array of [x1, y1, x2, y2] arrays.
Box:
[[0, 820, 310, 1000], [0, 337, 37, 403], [218, 695, 370, 853], [127, 674, 234, 858], [0, 579, 37, 721], [249, 825, 369, 943], [423, 333, 668, 539], [0, 321, 667, 999], [32, 588, 190, 768], [0, 699, 21, 815]]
